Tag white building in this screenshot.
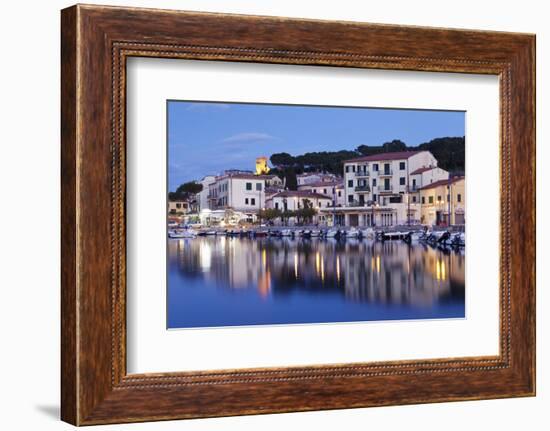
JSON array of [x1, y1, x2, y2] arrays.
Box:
[[297, 180, 345, 207], [197, 175, 216, 211], [337, 150, 448, 226], [207, 172, 284, 218], [296, 172, 339, 186], [266, 190, 333, 225]]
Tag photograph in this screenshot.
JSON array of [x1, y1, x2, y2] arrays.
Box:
[[166, 101, 466, 329]]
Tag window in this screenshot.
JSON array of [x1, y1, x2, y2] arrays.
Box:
[[245, 198, 249, 205], [352, 165, 356, 172], [176, 203, 181, 208], [348, 180, 353, 188], [348, 195, 354, 203], [399, 161, 406, 170], [372, 178, 377, 187], [412, 178, 417, 190], [428, 196, 433, 204], [400, 177, 406, 185], [345, 166, 350, 173], [338, 191, 342, 197], [457, 193, 462, 202], [256, 183, 262, 191], [251, 198, 256, 205], [422, 196, 426, 204], [372, 194, 377, 202], [447, 194, 450, 202], [275, 202, 279, 209], [384, 163, 390, 175], [437, 195, 442, 202], [412, 196, 417, 203], [246, 182, 252, 191], [323, 188, 327, 194], [373, 164, 378, 171]]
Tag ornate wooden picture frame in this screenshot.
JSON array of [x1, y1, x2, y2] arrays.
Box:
[[61, 4, 535, 425]]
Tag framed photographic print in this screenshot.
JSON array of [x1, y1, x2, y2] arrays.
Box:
[[61, 4, 535, 425]]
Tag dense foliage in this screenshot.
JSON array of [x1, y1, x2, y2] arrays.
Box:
[[270, 136, 465, 189], [168, 181, 203, 201]]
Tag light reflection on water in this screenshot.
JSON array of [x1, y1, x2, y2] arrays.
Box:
[[167, 237, 465, 329]]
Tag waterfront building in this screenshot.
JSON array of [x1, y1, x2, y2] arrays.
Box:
[[296, 172, 340, 186], [297, 180, 345, 207], [419, 177, 465, 226], [197, 175, 216, 211], [168, 199, 190, 215], [207, 172, 284, 221], [265, 190, 333, 224], [324, 150, 450, 227]]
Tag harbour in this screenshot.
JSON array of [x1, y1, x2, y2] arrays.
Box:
[[167, 233, 465, 328]]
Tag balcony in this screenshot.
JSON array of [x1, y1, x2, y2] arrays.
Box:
[[354, 185, 371, 193], [378, 186, 393, 193], [378, 169, 393, 177], [355, 170, 370, 178]]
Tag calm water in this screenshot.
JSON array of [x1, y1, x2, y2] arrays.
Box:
[[167, 236, 465, 329]]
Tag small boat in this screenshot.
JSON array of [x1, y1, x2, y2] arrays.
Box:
[[325, 228, 341, 239], [168, 229, 197, 239], [360, 228, 375, 240], [310, 229, 322, 238], [254, 230, 269, 238], [450, 232, 465, 247], [280, 229, 294, 237], [215, 230, 227, 236], [403, 231, 423, 244], [346, 227, 360, 239], [205, 230, 217, 236], [299, 229, 312, 239]]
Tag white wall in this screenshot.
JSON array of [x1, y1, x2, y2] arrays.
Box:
[[0, 1, 546, 431]]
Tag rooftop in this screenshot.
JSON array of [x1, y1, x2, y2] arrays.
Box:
[[298, 180, 343, 188], [268, 190, 332, 200], [418, 176, 464, 191], [344, 150, 424, 163], [410, 166, 437, 175]]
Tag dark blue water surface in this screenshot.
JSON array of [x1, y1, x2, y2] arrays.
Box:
[[167, 237, 465, 329]]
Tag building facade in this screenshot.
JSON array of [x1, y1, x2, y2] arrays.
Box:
[[296, 172, 340, 186], [197, 175, 216, 211], [266, 190, 333, 224], [207, 172, 284, 216], [419, 177, 465, 226], [297, 180, 345, 207], [168, 199, 190, 214]]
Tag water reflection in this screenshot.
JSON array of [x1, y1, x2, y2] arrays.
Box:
[[167, 237, 465, 328]]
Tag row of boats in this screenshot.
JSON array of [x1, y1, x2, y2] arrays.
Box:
[[168, 226, 465, 247]]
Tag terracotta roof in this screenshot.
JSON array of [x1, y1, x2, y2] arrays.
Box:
[[418, 176, 464, 191], [410, 166, 437, 175], [344, 150, 424, 163], [268, 190, 333, 200], [297, 180, 343, 188]]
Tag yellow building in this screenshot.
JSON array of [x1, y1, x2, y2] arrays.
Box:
[[419, 177, 465, 226], [255, 156, 270, 175]]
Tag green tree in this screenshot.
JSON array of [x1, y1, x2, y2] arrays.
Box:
[[258, 208, 282, 223], [176, 181, 203, 195], [270, 152, 295, 167]]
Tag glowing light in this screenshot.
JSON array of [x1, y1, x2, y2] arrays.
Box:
[[315, 252, 321, 275], [376, 255, 381, 273], [336, 257, 341, 282], [294, 253, 299, 279], [321, 258, 325, 282], [436, 260, 441, 281], [262, 248, 267, 268]]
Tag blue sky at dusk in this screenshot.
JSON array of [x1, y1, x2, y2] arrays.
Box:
[[168, 101, 465, 191]]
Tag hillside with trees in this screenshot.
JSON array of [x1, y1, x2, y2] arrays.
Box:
[[269, 136, 464, 190]]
